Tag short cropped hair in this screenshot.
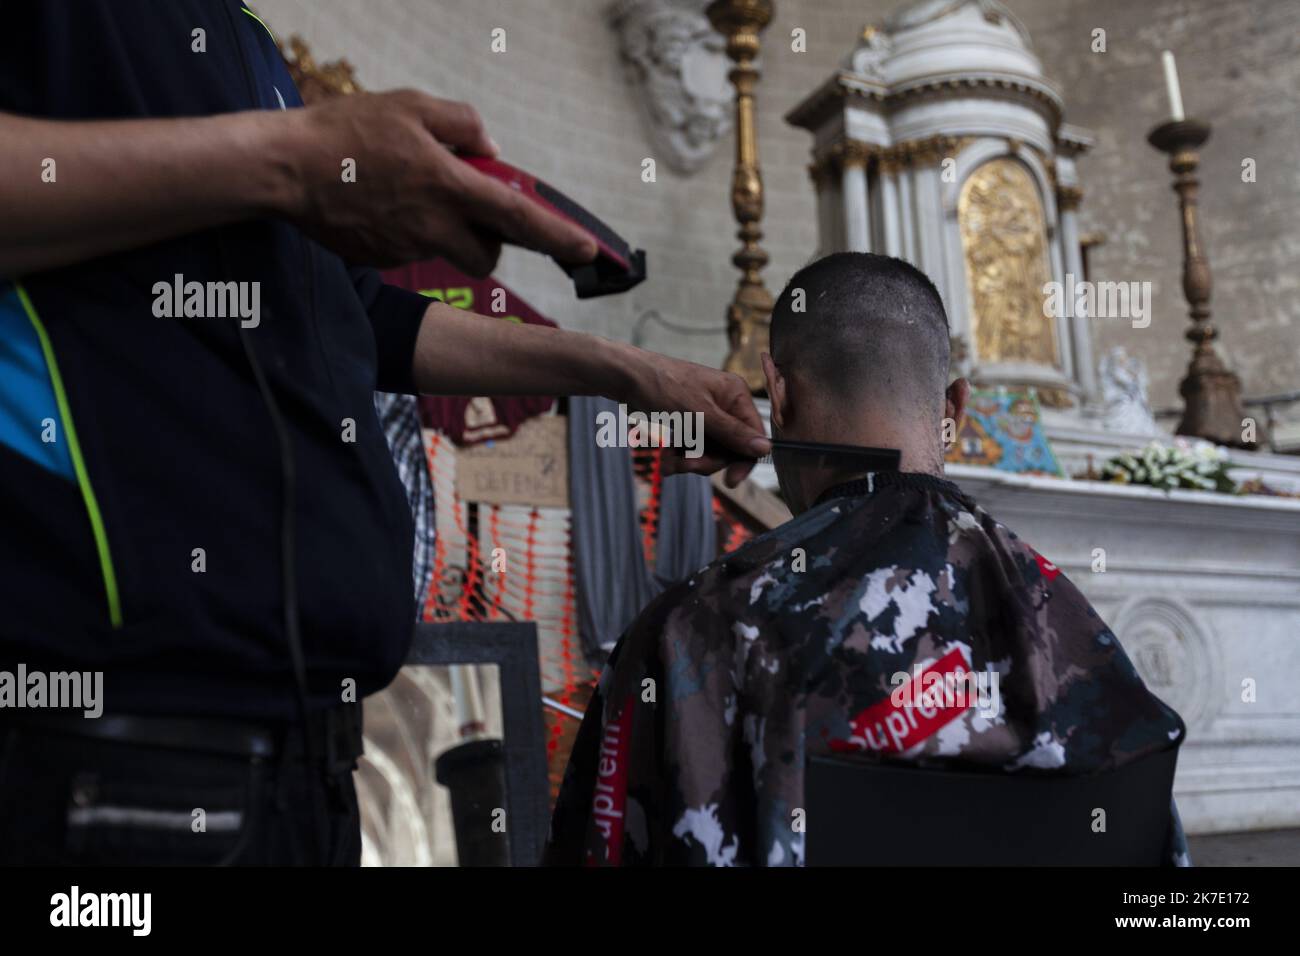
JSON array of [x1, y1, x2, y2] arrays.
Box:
[[769, 252, 950, 419]]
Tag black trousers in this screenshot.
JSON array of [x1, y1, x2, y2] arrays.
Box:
[[0, 717, 362, 866]]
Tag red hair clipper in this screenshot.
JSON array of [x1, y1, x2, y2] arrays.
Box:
[[461, 155, 647, 299]]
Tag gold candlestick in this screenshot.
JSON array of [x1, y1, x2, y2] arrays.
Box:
[[1147, 119, 1256, 448], [707, 0, 774, 394]]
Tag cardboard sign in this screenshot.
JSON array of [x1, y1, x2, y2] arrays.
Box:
[[453, 415, 569, 508]]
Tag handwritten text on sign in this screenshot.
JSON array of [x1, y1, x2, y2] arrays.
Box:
[[452, 414, 568, 509]]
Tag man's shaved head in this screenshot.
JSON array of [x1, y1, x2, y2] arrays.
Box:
[[769, 252, 951, 424], [762, 253, 965, 512]]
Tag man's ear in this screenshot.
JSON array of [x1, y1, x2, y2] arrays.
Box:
[[761, 352, 787, 431], [945, 377, 971, 434]]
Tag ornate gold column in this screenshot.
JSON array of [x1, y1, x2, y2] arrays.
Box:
[[1148, 119, 1256, 448], [707, 0, 774, 393]]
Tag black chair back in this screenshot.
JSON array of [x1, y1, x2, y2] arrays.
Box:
[[806, 747, 1178, 866]]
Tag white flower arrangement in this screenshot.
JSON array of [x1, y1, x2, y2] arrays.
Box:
[[1099, 438, 1236, 493]]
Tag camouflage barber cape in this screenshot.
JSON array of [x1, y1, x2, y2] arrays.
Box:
[[545, 472, 1189, 866]]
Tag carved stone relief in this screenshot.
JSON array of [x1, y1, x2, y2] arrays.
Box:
[[1113, 596, 1221, 732], [608, 0, 733, 175], [842, 25, 893, 80]]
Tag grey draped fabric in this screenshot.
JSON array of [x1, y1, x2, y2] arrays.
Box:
[[568, 396, 658, 658], [568, 397, 715, 658], [654, 467, 717, 588]]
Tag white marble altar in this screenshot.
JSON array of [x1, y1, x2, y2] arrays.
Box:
[[950, 465, 1300, 834]]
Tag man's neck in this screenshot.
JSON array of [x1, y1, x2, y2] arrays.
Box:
[[783, 402, 945, 511], [794, 442, 944, 514]]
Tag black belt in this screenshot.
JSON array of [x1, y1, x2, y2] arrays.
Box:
[[2, 705, 364, 771]]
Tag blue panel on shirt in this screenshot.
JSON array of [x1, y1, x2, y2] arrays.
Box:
[[0, 283, 74, 480]]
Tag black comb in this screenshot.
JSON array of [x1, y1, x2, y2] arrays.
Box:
[[759, 440, 901, 471]]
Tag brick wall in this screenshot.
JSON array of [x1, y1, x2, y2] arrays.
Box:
[[253, 0, 1300, 415]]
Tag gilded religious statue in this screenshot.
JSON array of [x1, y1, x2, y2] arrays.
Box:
[[958, 158, 1060, 369]]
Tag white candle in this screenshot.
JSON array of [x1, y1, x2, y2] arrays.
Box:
[[1161, 50, 1185, 122]]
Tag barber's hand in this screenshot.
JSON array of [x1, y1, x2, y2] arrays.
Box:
[[282, 90, 597, 274], [623, 349, 771, 487]]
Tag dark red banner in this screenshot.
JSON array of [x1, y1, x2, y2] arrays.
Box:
[[381, 260, 558, 445]]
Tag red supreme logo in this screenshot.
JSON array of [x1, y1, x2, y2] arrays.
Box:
[[831, 648, 973, 754], [586, 694, 633, 866], [1034, 550, 1062, 581]]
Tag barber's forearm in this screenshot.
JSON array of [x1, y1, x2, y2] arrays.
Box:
[[411, 301, 640, 401], [412, 300, 771, 482], [0, 110, 299, 277]]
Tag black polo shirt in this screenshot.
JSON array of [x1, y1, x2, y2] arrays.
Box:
[[0, 1, 431, 719]]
